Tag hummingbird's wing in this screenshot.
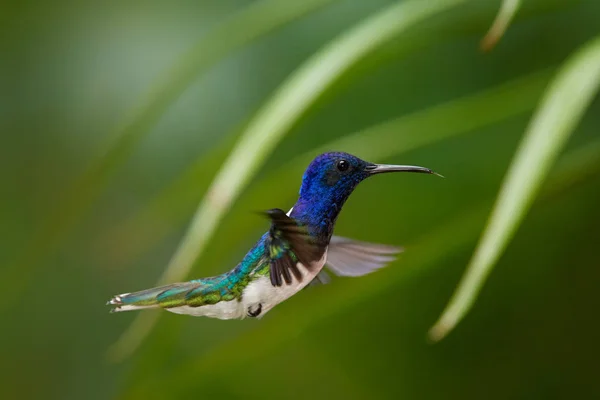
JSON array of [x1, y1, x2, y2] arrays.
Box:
[[264, 208, 324, 287], [307, 270, 332, 287], [325, 236, 403, 277]]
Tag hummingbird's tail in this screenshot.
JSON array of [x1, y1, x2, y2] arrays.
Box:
[[107, 282, 198, 313]]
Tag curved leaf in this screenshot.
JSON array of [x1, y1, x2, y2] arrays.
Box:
[[429, 35, 600, 341]]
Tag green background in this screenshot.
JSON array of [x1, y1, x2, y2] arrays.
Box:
[[2, 0, 600, 399]]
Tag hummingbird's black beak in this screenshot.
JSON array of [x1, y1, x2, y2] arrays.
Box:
[[365, 163, 444, 177]]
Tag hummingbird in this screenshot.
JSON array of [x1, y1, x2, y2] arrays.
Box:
[[107, 152, 440, 319]]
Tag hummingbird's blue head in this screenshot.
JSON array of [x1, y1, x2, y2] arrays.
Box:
[[292, 152, 439, 232], [298, 152, 370, 204]]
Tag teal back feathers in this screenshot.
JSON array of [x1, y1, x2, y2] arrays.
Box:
[[109, 236, 271, 311]]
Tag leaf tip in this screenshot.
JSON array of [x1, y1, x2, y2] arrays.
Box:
[[480, 33, 500, 53], [427, 321, 451, 342], [480, 0, 521, 53]]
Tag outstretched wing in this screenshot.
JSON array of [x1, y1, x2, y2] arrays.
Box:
[[263, 208, 324, 287], [325, 235, 403, 277]]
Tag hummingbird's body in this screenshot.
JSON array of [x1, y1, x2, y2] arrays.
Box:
[[108, 152, 439, 319]]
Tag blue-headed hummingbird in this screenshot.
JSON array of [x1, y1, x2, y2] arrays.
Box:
[[107, 152, 440, 319]]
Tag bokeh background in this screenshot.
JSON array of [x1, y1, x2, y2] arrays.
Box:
[[2, 0, 600, 399]]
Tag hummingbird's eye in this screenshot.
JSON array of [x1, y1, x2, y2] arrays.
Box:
[[336, 160, 349, 172]]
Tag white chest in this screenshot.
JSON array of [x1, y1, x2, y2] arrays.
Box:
[[166, 251, 327, 320], [241, 253, 327, 318]]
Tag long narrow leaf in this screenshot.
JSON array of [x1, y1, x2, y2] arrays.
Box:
[[429, 35, 600, 341], [108, 0, 469, 361]]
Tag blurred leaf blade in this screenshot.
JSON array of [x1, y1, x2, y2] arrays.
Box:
[[3, 0, 337, 303], [429, 35, 600, 341], [320, 69, 549, 160], [108, 0, 470, 361], [481, 0, 521, 51]]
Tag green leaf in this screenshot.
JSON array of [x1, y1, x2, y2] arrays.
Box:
[[108, 0, 469, 361], [429, 35, 600, 341]]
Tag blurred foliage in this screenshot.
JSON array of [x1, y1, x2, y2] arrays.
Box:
[[1, 1, 600, 400]]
